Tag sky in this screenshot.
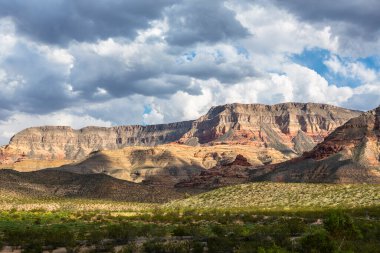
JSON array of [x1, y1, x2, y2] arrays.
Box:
[[0, 0, 380, 144]]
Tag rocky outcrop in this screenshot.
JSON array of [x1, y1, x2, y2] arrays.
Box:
[[1, 121, 193, 162], [0, 102, 361, 165], [252, 106, 380, 183], [176, 154, 252, 189], [179, 103, 361, 154]]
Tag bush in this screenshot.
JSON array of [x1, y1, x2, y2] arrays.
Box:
[[44, 225, 75, 247], [143, 241, 192, 253], [324, 211, 361, 239], [107, 223, 133, 242], [300, 229, 336, 253], [172, 225, 191, 237]]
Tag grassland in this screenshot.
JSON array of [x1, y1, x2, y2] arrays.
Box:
[[0, 182, 379, 252], [0, 189, 157, 212], [167, 182, 380, 211]]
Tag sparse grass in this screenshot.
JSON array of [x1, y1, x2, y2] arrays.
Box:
[[166, 182, 380, 211], [0, 189, 158, 212]]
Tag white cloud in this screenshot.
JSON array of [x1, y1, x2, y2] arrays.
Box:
[[0, 111, 112, 144], [143, 104, 165, 125], [0, 18, 17, 59], [324, 55, 378, 83], [229, 1, 338, 69]]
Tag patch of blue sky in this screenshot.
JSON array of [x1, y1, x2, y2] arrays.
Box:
[[357, 55, 380, 71], [214, 49, 224, 63], [183, 51, 196, 61], [143, 104, 152, 114], [291, 47, 379, 88], [235, 45, 249, 59], [175, 51, 197, 64], [291, 47, 330, 76]]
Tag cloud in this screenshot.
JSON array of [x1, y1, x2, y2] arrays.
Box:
[[324, 55, 378, 83], [0, 111, 111, 145], [0, 24, 76, 114], [173, 44, 258, 83], [270, 0, 380, 56], [0, 0, 175, 45], [341, 84, 380, 110], [271, 0, 380, 34], [0, 0, 379, 145], [165, 0, 248, 46]]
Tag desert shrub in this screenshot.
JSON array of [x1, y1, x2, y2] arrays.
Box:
[[44, 225, 75, 247], [87, 228, 108, 244], [324, 211, 361, 239], [143, 241, 192, 253], [207, 236, 236, 253], [255, 245, 289, 253], [356, 220, 380, 242], [237, 242, 290, 253], [23, 242, 44, 253], [172, 225, 191, 237], [284, 218, 307, 235], [106, 223, 134, 242], [210, 224, 226, 237], [300, 229, 336, 253], [119, 242, 139, 253]]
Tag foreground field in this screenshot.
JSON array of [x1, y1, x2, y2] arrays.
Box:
[[0, 183, 379, 252]]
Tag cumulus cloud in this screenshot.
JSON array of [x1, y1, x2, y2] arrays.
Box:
[[0, 111, 111, 144], [0, 21, 76, 114], [270, 0, 380, 56], [165, 0, 248, 46], [324, 55, 378, 83], [0, 0, 175, 45]]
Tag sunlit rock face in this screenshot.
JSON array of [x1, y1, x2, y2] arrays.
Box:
[[252, 106, 380, 183], [0, 102, 360, 165], [179, 103, 361, 154]]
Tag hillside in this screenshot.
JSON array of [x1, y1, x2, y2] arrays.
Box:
[[167, 182, 380, 210], [252, 105, 380, 183], [56, 144, 284, 185], [0, 169, 190, 203]]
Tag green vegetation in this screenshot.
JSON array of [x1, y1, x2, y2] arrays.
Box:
[[0, 183, 379, 252], [167, 182, 380, 211], [0, 189, 158, 212]]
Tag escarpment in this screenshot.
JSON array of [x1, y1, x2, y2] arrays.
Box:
[[0, 102, 361, 165], [179, 103, 361, 154], [252, 105, 380, 183], [1, 121, 193, 162]]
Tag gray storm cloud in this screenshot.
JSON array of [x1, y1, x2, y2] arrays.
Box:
[[0, 0, 175, 45]]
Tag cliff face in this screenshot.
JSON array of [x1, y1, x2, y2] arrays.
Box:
[[0, 102, 361, 164], [252, 106, 380, 183], [305, 106, 380, 165], [179, 103, 361, 154], [1, 121, 193, 162]]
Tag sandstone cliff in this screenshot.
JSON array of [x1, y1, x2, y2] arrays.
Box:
[[179, 103, 361, 153], [252, 106, 380, 183], [0, 102, 361, 166], [0, 121, 193, 162]]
